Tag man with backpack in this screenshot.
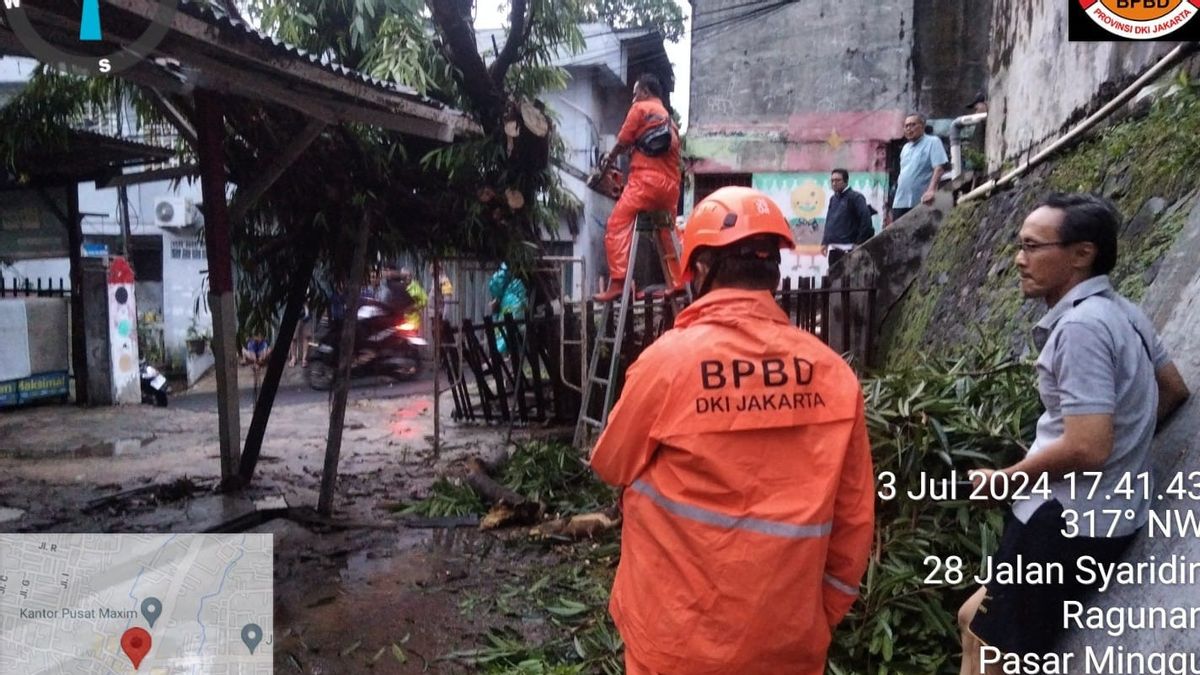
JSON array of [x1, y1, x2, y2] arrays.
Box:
[[593, 73, 683, 302], [821, 168, 876, 270]]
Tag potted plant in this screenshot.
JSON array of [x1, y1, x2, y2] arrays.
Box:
[[186, 319, 211, 356]]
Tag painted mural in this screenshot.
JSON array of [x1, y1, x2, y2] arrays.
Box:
[[107, 257, 141, 404], [751, 172, 887, 280]]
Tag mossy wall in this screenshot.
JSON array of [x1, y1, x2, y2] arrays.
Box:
[[880, 84, 1200, 366]]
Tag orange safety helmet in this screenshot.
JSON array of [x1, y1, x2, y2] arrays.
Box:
[[680, 186, 795, 281]]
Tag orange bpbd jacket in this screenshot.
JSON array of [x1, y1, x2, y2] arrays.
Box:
[[590, 289, 874, 675], [618, 96, 681, 183]]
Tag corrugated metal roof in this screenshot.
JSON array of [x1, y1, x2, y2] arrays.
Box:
[[177, 0, 453, 111]]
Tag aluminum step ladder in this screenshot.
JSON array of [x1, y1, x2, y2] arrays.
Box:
[[574, 210, 689, 448]]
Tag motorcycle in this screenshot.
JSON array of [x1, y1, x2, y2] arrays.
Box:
[[305, 300, 426, 391], [140, 360, 170, 407]]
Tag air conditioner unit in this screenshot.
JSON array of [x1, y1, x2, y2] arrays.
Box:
[[153, 197, 196, 228]]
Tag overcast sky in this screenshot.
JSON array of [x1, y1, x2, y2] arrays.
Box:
[[474, 2, 692, 130]]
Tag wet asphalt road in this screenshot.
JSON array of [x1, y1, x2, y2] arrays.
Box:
[[172, 367, 436, 411]]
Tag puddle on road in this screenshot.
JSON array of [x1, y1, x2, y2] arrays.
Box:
[[76, 437, 158, 457], [428, 526, 488, 556], [0, 436, 159, 459], [282, 527, 488, 673], [336, 527, 486, 586], [388, 397, 431, 440]]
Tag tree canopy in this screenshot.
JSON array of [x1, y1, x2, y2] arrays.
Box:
[[0, 0, 687, 334]]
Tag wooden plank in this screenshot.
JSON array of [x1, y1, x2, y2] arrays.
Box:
[[318, 210, 373, 516], [526, 315, 547, 421], [196, 90, 241, 489], [437, 320, 470, 421], [229, 119, 326, 224], [502, 313, 529, 422], [95, 164, 199, 189], [460, 319, 497, 422], [481, 317, 511, 422], [142, 87, 199, 148]]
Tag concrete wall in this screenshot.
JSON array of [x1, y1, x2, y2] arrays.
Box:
[[161, 228, 212, 367], [687, 0, 991, 176], [689, 0, 914, 175], [913, 0, 993, 117], [9, 178, 208, 370], [985, 0, 1179, 169], [546, 67, 611, 297]]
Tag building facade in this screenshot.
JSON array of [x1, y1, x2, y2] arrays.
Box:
[[1, 56, 210, 377], [686, 0, 990, 279]]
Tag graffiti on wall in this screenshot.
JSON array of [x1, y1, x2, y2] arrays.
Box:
[[107, 257, 141, 404], [751, 172, 888, 279]]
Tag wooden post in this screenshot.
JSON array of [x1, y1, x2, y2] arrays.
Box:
[[432, 259, 443, 459], [239, 250, 316, 483], [195, 89, 241, 490], [66, 187, 89, 405], [317, 211, 373, 516]]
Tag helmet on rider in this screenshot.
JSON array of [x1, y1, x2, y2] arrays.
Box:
[[680, 187, 795, 296]]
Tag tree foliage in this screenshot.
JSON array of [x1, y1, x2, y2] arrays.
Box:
[[0, 0, 684, 336], [829, 339, 1040, 674], [582, 0, 686, 41]]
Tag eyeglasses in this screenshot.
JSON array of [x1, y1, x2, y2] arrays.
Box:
[[1016, 240, 1068, 253]]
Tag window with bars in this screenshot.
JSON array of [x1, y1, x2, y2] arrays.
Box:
[[692, 173, 753, 206]]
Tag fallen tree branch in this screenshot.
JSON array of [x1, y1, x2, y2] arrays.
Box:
[[463, 456, 543, 529], [530, 508, 621, 540]]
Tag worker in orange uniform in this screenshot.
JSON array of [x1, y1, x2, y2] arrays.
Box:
[[593, 72, 683, 302], [589, 186, 875, 674]]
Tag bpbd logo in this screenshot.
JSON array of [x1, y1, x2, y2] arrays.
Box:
[[1070, 0, 1200, 40], [2, 0, 179, 75]]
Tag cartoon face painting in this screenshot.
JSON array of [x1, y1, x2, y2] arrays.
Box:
[[790, 180, 827, 221]]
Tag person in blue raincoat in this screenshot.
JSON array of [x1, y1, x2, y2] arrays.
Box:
[[488, 263, 527, 354]]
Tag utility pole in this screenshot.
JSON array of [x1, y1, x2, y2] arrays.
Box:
[[115, 98, 134, 265]]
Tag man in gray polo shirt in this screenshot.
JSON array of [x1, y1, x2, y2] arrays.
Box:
[[957, 193, 1190, 674]]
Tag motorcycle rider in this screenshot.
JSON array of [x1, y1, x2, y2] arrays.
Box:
[[385, 268, 427, 332]]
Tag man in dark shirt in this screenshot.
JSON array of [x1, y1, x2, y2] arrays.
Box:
[[821, 169, 875, 270]]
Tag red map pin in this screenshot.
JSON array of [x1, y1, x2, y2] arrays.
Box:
[[120, 627, 152, 670]]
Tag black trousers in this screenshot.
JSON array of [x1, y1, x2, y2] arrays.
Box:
[[826, 247, 848, 270]]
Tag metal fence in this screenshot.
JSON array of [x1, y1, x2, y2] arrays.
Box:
[[0, 277, 71, 298], [439, 275, 878, 425]]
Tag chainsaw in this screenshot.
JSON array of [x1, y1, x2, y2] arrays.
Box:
[[586, 154, 625, 199]]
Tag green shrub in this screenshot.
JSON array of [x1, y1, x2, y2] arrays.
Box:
[[829, 340, 1041, 674]]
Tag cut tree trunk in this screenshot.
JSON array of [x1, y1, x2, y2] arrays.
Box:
[[463, 456, 542, 529], [504, 98, 550, 172], [504, 188, 525, 210]]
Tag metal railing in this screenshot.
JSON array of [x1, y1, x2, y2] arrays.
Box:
[[0, 277, 71, 298], [438, 275, 879, 425]]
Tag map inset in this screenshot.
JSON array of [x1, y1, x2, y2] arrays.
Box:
[[0, 534, 273, 674]]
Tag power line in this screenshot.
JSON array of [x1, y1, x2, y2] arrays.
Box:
[[691, 0, 779, 21], [692, 0, 798, 42]]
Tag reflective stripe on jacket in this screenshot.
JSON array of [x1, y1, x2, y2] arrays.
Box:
[[590, 289, 874, 674]]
